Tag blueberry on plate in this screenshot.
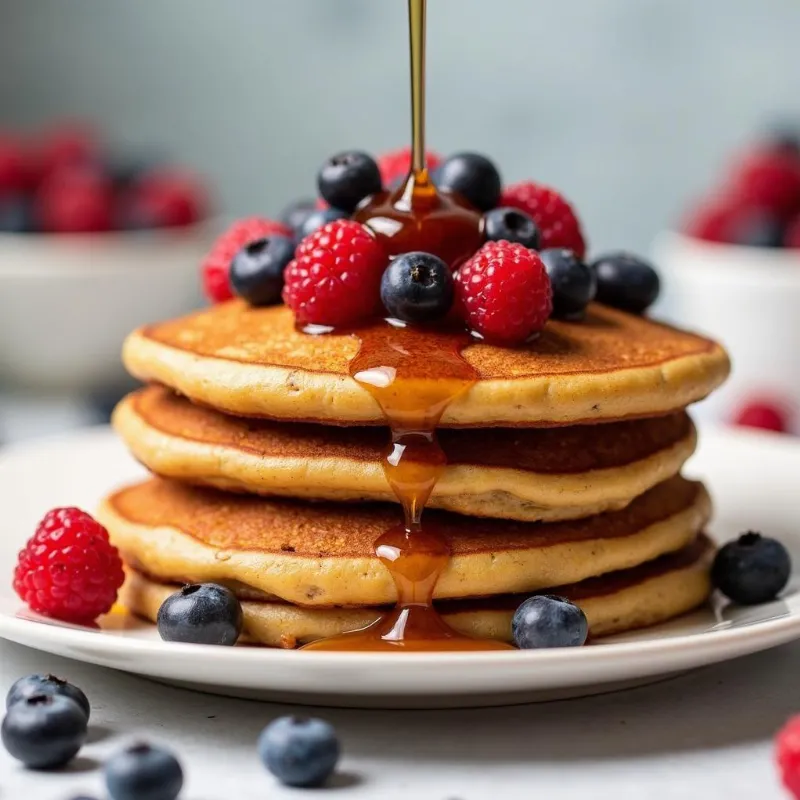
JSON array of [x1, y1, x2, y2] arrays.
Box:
[[296, 207, 349, 240], [380, 251, 454, 323], [590, 251, 660, 314], [540, 248, 597, 320], [712, 531, 791, 605], [157, 583, 243, 646], [279, 198, 317, 233], [317, 150, 382, 213], [512, 595, 588, 649], [436, 152, 502, 212], [258, 715, 340, 788], [229, 235, 295, 306], [104, 742, 183, 800], [6, 673, 90, 721], [483, 207, 541, 249], [1, 693, 87, 769]]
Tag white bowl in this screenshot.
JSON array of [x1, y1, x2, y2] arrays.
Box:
[[651, 230, 800, 431], [0, 222, 219, 393]]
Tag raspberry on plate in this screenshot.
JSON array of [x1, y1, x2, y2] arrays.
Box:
[[377, 146, 442, 187], [500, 180, 587, 257], [454, 240, 553, 345], [202, 217, 292, 304], [13, 507, 125, 624], [777, 716, 800, 799], [283, 219, 386, 326]]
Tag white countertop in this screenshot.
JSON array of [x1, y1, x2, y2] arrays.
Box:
[[0, 637, 794, 799]]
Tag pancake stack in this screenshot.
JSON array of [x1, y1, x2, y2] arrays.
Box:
[[100, 300, 730, 648]]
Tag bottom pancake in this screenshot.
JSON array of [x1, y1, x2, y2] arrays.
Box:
[[120, 537, 713, 648]]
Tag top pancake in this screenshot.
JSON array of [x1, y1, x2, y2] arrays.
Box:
[[123, 300, 730, 426]]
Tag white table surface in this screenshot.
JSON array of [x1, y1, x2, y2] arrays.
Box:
[[0, 637, 794, 800]]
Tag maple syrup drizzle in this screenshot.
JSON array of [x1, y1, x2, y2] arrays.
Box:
[[304, 1, 511, 652]]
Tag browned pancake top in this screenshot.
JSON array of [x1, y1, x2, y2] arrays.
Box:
[[140, 301, 719, 381], [131, 386, 693, 475], [108, 475, 702, 558]]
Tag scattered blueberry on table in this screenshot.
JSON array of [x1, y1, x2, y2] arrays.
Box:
[[104, 742, 184, 800], [6, 673, 90, 721]]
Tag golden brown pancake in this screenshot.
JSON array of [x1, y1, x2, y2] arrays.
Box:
[[120, 536, 713, 647], [98, 475, 711, 607], [122, 301, 730, 427], [114, 387, 697, 522]]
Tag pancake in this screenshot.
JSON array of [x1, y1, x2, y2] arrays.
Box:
[[114, 387, 697, 522], [97, 475, 711, 607], [120, 536, 714, 647], [122, 301, 730, 427]]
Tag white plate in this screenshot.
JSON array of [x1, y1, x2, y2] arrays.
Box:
[[0, 426, 798, 709]]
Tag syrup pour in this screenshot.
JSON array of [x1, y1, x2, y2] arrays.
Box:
[[304, 0, 512, 652]]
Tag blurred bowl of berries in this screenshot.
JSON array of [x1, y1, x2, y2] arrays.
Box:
[[0, 123, 218, 393], [653, 128, 800, 435]]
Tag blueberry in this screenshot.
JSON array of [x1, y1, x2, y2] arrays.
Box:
[[258, 716, 340, 788], [279, 198, 317, 232], [157, 583, 243, 646], [540, 248, 597, 320], [590, 251, 660, 314], [482, 207, 540, 249], [109, 155, 161, 189], [436, 153, 502, 212], [0, 195, 36, 233], [1, 694, 87, 769], [296, 207, 349, 240], [105, 742, 183, 800], [712, 531, 791, 605], [317, 150, 382, 213], [380, 251, 454, 323], [229, 235, 295, 307], [731, 210, 785, 248], [512, 595, 588, 649], [6, 674, 90, 721]]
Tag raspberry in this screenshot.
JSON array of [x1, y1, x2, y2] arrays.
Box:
[[202, 217, 292, 304], [777, 716, 800, 798], [13, 507, 125, 624], [683, 198, 741, 243], [377, 147, 442, 187], [500, 181, 587, 257], [454, 240, 552, 345], [127, 168, 208, 229], [732, 400, 789, 433], [36, 165, 114, 233], [0, 134, 33, 197], [36, 123, 98, 178], [785, 214, 800, 248], [729, 149, 800, 219], [282, 219, 386, 326]]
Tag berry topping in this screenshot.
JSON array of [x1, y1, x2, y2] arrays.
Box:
[[258, 716, 340, 788], [36, 166, 114, 233], [729, 148, 800, 219], [500, 180, 586, 257], [732, 400, 790, 433], [377, 146, 442, 187], [540, 248, 597, 320], [201, 217, 292, 304], [777, 716, 800, 799], [230, 235, 296, 307], [512, 595, 588, 649], [156, 583, 243, 646], [36, 123, 98, 178], [6, 674, 90, 722], [283, 219, 386, 326], [295, 206, 349, 240], [482, 206, 541, 249], [124, 168, 207, 229], [279, 198, 317, 233], [454, 240, 552, 345], [1, 693, 87, 769], [590, 251, 660, 314], [0, 134, 33, 196], [436, 152, 502, 212], [104, 742, 184, 800], [682, 198, 741, 243], [317, 150, 382, 213], [13, 507, 124, 624], [380, 251, 454, 323], [712, 532, 791, 605]]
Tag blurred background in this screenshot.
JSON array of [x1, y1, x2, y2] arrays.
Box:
[[1, 0, 800, 440]]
